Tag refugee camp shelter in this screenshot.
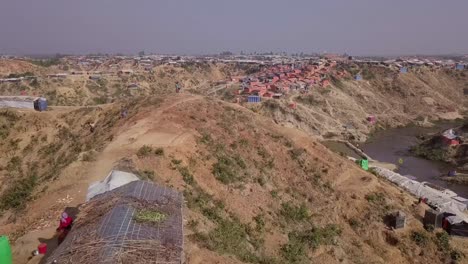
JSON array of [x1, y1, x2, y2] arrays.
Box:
[[388, 211, 406, 229], [424, 208, 444, 229], [0, 96, 47, 111], [372, 166, 468, 237], [33, 97, 47, 111], [400, 67, 408, 74], [447, 217, 468, 236], [86, 170, 140, 201], [367, 115, 376, 124], [456, 64, 465, 70], [355, 74, 363, 81], [441, 129, 460, 146], [127, 83, 139, 89], [247, 95, 261, 103], [46, 181, 184, 264]]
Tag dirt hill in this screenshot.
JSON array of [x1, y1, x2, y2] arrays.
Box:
[[1, 95, 467, 264], [1, 60, 468, 263], [2, 59, 466, 144], [257, 65, 468, 142], [0, 60, 45, 76], [0, 59, 237, 106]]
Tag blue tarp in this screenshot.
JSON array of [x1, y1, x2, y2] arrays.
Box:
[[247, 95, 261, 103], [34, 97, 47, 111]]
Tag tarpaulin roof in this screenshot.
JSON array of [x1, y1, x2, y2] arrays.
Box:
[[372, 166, 468, 225], [86, 170, 140, 201], [442, 129, 457, 140]]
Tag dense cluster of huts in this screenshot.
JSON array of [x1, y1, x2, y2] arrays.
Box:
[[234, 61, 340, 100], [231, 55, 466, 101]]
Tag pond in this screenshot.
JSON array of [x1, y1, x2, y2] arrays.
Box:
[[361, 121, 468, 196]]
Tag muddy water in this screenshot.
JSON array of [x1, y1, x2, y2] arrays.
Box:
[[360, 122, 468, 197]]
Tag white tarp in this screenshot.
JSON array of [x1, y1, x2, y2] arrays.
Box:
[[371, 166, 468, 224], [86, 170, 140, 201], [0, 96, 36, 109], [442, 129, 457, 139]]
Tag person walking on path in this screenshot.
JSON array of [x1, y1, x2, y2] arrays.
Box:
[[175, 82, 182, 93]]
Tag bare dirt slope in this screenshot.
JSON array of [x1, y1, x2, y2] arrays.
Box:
[[0, 59, 44, 76], [2, 59, 466, 144], [0, 59, 236, 106], [259, 66, 467, 142], [2, 95, 467, 264]]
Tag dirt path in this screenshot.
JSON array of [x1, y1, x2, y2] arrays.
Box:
[[206, 82, 232, 96], [13, 94, 201, 264], [88, 94, 200, 176]]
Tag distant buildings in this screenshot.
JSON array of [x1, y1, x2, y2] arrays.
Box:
[[118, 69, 134, 75], [47, 73, 68, 79], [127, 83, 139, 89]]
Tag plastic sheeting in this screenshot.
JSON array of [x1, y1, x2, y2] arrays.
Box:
[[0, 98, 34, 109], [442, 129, 457, 140], [0, 96, 47, 110], [371, 166, 468, 225], [86, 170, 140, 201]]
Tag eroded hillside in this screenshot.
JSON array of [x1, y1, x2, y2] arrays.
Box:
[[2, 95, 467, 264], [257, 65, 467, 142], [3, 59, 466, 144], [0, 59, 239, 106]]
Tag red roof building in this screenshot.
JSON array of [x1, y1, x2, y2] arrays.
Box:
[[321, 79, 331, 87]]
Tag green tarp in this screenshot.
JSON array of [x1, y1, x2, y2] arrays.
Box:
[[357, 159, 369, 171], [0, 236, 12, 264]]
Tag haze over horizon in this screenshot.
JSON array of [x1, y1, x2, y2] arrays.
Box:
[[1, 0, 468, 56]]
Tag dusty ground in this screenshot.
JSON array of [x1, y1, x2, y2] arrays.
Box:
[[1, 61, 468, 263], [2, 59, 466, 142], [1, 94, 466, 264], [0, 59, 237, 106], [259, 66, 468, 142]]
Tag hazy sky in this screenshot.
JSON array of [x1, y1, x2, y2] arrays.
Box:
[[1, 0, 467, 55]]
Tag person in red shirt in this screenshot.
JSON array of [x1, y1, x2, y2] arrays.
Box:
[[56, 212, 73, 245]]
